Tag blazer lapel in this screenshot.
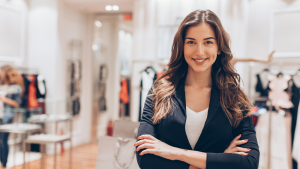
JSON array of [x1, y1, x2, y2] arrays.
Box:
[[194, 83, 221, 150], [173, 77, 221, 150]]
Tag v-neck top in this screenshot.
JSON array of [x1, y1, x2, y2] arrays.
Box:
[[185, 106, 209, 149]]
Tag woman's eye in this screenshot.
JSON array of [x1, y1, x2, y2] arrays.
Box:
[[187, 41, 195, 44], [206, 41, 213, 44]]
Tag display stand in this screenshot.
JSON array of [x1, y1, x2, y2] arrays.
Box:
[[25, 114, 73, 169], [0, 123, 41, 169]]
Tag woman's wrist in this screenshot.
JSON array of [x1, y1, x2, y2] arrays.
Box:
[[174, 148, 188, 161]]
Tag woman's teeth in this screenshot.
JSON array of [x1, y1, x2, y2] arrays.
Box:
[[194, 59, 206, 62]]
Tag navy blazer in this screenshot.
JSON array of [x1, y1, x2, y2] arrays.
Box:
[[136, 77, 260, 169]]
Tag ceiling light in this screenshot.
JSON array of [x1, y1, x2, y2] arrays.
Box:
[[112, 5, 119, 11], [105, 5, 112, 11], [95, 21, 102, 27], [92, 44, 99, 51]]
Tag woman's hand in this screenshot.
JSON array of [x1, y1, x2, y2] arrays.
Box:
[[224, 134, 250, 155], [134, 134, 181, 161]]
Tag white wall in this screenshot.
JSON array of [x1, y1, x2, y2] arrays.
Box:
[[247, 0, 300, 58], [27, 0, 93, 152]]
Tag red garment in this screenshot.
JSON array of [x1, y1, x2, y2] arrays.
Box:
[[119, 78, 129, 104], [157, 72, 164, 79], [28, 75, 39, 108]]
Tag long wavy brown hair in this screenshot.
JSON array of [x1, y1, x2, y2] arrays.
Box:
[[151, 10, 251, 128], [0, 65, 25, 96]]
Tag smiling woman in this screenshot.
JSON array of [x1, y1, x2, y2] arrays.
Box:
[[135, 9, 259, 169]]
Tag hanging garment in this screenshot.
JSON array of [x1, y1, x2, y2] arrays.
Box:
[[255, 74, 271, 109], [28, 75, 39, 109], [120, 78, 129, 104], [139, 71, 156, 121], [72, 98, 80, 116], [256, 112, 292, 169], [268, 74, 293, 109], [156, 72, 164, 79], [36, 75, 46, 99]]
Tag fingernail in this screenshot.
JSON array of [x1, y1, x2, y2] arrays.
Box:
[[139, 153, 142, 155], [239, 134, 241, 137], [136, 149, 138, 151], [138, 136, 141, 139], [247, 148, 251, 151], [244, 139, 249, 142], [245, 153, 248, 155], [134, 143, 136, 146]]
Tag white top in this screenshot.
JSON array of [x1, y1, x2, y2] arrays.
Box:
[[185, 106, 209, 149]]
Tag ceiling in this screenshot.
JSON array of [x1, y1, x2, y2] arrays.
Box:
[[64, 0, 134, 14]]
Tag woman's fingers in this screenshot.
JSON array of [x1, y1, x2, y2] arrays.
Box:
[[136, 143, 155, 151], [139, 149, 158, 156], [134, 139, 154, 147], [233, 147, 251, 153], [235, 139, 249, 145], [233, 152, 249, 156], [138, 134, 157, 141], [232, 134, 242, 143]]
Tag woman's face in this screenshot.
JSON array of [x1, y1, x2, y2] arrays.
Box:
[[184, 23, 220, 74]]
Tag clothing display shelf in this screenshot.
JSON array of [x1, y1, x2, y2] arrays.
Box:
[[0, 123, 42, 169], [4, 107, 42, 125], [24, 114, 73, 169]]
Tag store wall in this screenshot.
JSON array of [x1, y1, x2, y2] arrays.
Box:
[[26, 0, 93, 152], [247, 0, 300, 58]]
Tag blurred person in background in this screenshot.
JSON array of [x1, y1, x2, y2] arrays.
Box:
[[135, 10, 259, 169], [0, 65, 24, 169]]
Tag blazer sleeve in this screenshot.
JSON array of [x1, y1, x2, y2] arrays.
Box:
[[206, 114, 260, 169], [136, 87, 190, 169]]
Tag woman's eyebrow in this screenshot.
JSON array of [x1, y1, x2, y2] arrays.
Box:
[[204, 37, 215, 40], [185, 37, 195, 40]]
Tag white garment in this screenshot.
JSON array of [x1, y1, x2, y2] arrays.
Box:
[[140, 71, 155, 114], [185, 106, 208, 149], [256, 112, 291, 169]]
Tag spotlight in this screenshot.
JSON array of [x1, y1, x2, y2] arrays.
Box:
[[112, 5, 119, 11], [105, 5, 112, 11], [95, 21, 102, 27]]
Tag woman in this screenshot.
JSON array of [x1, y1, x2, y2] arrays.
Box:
[[134, 10, 259, 169], [0, 65, 24, 168]]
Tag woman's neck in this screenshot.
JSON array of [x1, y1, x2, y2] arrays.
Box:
[[185, 67, 212, 89]]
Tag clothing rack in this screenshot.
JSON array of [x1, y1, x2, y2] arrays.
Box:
[[248, 61, 300, 169]]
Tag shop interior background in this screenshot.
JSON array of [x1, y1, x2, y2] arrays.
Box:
[[0, 0, 300, 168]]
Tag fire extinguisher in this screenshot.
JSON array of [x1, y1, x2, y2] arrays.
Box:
[[106, 120, 114, 136]]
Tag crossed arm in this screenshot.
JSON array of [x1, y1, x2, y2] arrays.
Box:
[[135, 90, 259, 169]]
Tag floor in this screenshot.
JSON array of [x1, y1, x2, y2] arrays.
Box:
[[13, 143, 98, 169]]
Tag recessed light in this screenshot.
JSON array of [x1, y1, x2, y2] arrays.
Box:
[[92, 44, 99, 51], [95, 21, 102, 27], [105, 5, 112, 11], [112, 5, 119, 11]]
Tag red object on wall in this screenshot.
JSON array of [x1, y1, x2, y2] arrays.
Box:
[[123, 13, 132, 21], [107, 120, 114, 136]]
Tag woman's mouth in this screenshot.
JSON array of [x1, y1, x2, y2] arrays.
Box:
[[192, 58, 208, 64]]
